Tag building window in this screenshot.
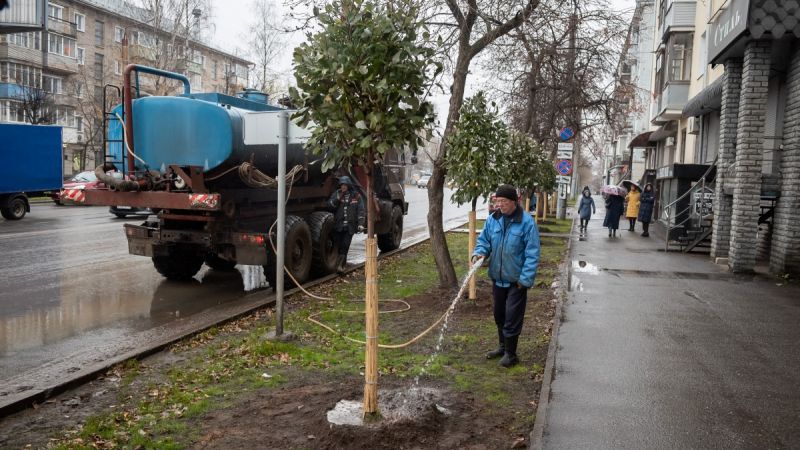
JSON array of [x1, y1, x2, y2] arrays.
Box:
[[77, 47, 85, 65], [212, 60, 217, 80], [667, 33, 693, 82], [47, 3, 64, 20], [94, 20, 104, 46], [1, 63, 42, 88], [94, 53, 104, 80], [6, 31, 42, 50], [74, 81, 84, 98], [94, 85, 104, 104], [74, 13, 85, 32], [114, 60, 122, 75], [75, 116, 83, 132], [1, 100, 28, 123], [43, 75, 63, 94], [114, 26, 125, 43], [47, 33, 77, 58]]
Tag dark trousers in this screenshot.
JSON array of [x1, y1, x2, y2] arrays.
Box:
[[580, 218, 589, 229], [335, 230, 354, 258], [642, 222, 650, 233], [492, 283, 528, 338], [628, 218, 636, 230]]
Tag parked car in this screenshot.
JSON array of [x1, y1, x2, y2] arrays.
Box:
[[417, 175, 431, 189], [52, 171, 103, 205], [109, 206, 152, 219]]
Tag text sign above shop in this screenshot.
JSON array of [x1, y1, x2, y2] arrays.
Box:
[[708, 0, 749, 64]]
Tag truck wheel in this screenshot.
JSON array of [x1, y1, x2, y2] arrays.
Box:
[[264, 215, 313, 287], [152, 245, 204, 281], [309, 211, 338, 276], [377, 204, 403, 252], [204, 253, 237, 271], [1, 197, 27, 220]]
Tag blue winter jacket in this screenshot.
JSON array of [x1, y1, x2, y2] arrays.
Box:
[[473, 206, 541, 288]]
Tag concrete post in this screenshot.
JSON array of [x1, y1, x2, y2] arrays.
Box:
[[711, 59, 742, 260], [770, 47, 800, 274], [729, 41, 771, 272]]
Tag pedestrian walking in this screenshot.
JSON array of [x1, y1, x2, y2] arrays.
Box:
[[328, 176, 365, 273], [625, 185, 641, 231], [638, 183, 655, 237], [577, 186, 595, 232], [603, 193, 624, 237], [472, 184, 541, 368]]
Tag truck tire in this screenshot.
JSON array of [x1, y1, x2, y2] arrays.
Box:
[[204, 253, 237, 271], [377, 204, 403, 252], [264, 215, 313, 287], [152, 245, 204, 281], [1, 197, 27, 220], [308, 211, 338, 276]]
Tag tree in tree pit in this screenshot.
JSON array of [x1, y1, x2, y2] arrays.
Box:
[[501, 131, 557, 200], [289, 0, 439, 417]]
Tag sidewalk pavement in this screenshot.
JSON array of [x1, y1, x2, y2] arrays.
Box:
[[540, 196, 800, 449]]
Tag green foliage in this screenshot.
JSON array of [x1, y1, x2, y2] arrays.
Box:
[[500, 132, 557, 192], [444, 92, 509, 208], [290, 0, 440, 171]]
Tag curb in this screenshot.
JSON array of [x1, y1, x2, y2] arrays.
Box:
[[530, 213, 575, 450]]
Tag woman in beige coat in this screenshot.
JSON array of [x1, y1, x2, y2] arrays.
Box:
[[625, 186, 641, 231]]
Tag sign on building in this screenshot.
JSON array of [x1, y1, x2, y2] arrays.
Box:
[[693, 187, 714, 216], [708, 0, 749, 65]]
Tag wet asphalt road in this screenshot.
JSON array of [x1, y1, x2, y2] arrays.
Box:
[[0, 187, 474, 396], [542, 196, 800, 449]]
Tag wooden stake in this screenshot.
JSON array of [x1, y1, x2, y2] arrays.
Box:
[[468, 210, 477, 300], [524, 196, 531, 214], [543, 192, 549, 222], [363, 237, 379, 416]]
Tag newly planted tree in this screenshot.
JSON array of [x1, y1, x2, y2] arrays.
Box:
[[290, 0, 438, 417], [502, 132, 557, 217], [445, 92, 508, 299]]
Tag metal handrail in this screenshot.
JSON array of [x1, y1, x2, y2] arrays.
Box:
[[663, 154, 718, 251]]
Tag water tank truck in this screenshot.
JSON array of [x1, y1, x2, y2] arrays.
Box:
[[75, 65, 407, 284]]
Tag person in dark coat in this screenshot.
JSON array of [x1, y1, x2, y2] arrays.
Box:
[[638, 183, 655, 237], [577, 186, 596, 232], [603, 193, 625, 238], [328, 176, 365, 273]]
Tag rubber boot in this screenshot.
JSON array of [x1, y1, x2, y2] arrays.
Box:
[[500, 335, 519, 368], [336, 255, 346, 274], [486, 328, 505, 359]]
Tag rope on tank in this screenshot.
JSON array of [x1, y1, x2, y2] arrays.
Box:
[[204, 162, 305, 189]]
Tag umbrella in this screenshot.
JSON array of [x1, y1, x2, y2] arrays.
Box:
[[601, 184, 627, 196], [621, 180, 641, 192]]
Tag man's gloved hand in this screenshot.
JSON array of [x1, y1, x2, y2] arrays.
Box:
[[516, 282, 528, 290]]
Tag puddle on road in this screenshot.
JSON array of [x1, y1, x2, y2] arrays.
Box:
[[572, 260, 600, 274]]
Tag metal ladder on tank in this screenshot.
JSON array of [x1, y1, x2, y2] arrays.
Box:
[[101, 84, 127, 176]]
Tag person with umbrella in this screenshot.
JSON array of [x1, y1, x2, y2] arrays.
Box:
[[638, 183, 656, 237], [624, 183, 641, 232], [602, 185, 626, 237], [577, 186, 595, 232]]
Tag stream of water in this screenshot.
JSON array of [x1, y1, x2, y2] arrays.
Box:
[[414, 257, 485, 386]]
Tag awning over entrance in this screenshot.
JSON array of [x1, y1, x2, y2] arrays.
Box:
[[682, 76, 723, 118], [650, 123, 677, 142], [628, 131, 654, 149]]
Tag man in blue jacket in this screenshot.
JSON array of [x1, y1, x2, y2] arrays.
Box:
[[472, 185, 540, 367]]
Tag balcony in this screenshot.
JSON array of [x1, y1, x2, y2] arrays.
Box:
[[659, 0, 696, 41], [0, 42, 45, 65], [652, 82, 690, 124], [129, 44, 156, 62], [46, 17, 77, 38], [43, 52, 78, 74], [187, 60, 203, 74], [0, 0, 46, 33]]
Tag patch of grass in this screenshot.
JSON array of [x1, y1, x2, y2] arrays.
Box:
[[53, 229, 567, 448]]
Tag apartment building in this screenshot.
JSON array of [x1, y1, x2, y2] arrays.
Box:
[[612, 0, 800, 275], [0, 0, 252, 176], [608, 0, 657, 187]]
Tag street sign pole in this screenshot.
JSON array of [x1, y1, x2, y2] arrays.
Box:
[[555, 140, 573, 220]]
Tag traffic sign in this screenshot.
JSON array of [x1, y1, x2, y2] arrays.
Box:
[[556, 175, 571, 185], [556, 159, 573, 176], [558, 127, 574, 141], [557, 150, 573, 160], [558, 184, 568, 199], [557, 142, 573, 151]]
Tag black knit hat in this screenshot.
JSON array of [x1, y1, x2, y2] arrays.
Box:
[[495, 184, 518, 202]]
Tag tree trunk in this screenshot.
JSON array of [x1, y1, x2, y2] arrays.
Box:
[[427, 55, 471, 289]]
